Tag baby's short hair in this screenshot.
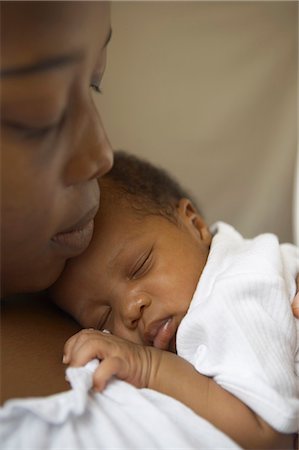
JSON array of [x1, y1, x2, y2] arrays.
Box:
[[102, 150, 201, 221]]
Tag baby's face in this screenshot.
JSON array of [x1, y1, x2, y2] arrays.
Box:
[[52, 190, 211, 352]]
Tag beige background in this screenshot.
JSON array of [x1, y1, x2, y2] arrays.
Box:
[[98, 1, 298, 243]]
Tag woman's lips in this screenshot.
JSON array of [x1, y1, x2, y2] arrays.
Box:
[[51, 207, 97, 256], [145, 317, 177, 351]]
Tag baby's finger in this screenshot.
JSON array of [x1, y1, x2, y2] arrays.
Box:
[[93, 356, 126, 392], [63, 333, 81, 363], [63, 329, 99, 364], [67, 334, 112, 367]]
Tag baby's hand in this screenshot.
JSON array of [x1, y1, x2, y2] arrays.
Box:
[[63, 329, 156, 391]]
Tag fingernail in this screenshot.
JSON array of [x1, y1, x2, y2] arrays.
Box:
[[62, 354, 68, 364]]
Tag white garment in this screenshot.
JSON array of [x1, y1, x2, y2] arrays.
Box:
[[0, 360, 241, 450], [177, 222, 299, 433]]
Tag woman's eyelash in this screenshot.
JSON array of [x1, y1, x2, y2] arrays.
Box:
[[3, 110, 66, 140], [90, 82, 103, 94], [4, 118, 61, 140]]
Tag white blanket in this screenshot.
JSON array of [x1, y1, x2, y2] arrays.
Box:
[[0, 359, 241, 450]]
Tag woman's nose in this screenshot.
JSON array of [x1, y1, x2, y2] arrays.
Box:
[[121, 294, 151, 330], [64, 101, 113, 186]]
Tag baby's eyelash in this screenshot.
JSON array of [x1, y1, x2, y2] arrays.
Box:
[[131, 247, 153, 279]]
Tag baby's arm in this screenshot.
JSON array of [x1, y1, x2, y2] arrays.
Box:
[[64, 329, 294, 450], [149, 346, 295, 450]]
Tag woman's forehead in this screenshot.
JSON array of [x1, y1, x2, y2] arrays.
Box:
[[1, 2, 110, 72]]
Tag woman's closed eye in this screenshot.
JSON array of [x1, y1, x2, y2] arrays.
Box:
[[130, 247, 153, 280], [2, 112, 66, 140]]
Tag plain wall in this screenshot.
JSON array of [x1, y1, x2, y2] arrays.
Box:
[[98, 1, 298, 243]]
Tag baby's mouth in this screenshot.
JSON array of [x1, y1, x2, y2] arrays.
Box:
[[144, 317, 177, 351]]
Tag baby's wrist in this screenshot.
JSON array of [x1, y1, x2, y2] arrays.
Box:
[[145, 346, 164, 389]]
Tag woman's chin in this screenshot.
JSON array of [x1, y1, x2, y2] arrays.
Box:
[[3, 261, 67, 297]]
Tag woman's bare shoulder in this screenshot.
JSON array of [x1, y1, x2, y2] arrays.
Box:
[[1, 293, 80, 404]]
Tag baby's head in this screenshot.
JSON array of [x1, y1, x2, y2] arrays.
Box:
[[100, 150, 201, 223], [52, 151, 212, 352]]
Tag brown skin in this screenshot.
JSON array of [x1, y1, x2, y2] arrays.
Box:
[[1, 294, 80, 401]]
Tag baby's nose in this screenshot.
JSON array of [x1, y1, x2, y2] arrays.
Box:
[[122, 295, 150, 330]]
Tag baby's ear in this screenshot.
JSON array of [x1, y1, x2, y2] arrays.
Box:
[[177, 198, 212, 246]]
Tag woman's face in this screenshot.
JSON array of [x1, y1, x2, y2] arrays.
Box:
[[0, 2, 113, 296]]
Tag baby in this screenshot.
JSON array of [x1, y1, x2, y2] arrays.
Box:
[[52, 151, 299, 450]]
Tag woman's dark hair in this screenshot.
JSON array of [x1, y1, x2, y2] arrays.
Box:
[[102, 150, 201, 221]]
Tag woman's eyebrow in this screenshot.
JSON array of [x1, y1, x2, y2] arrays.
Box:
[[0, 27, 112, 79]]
